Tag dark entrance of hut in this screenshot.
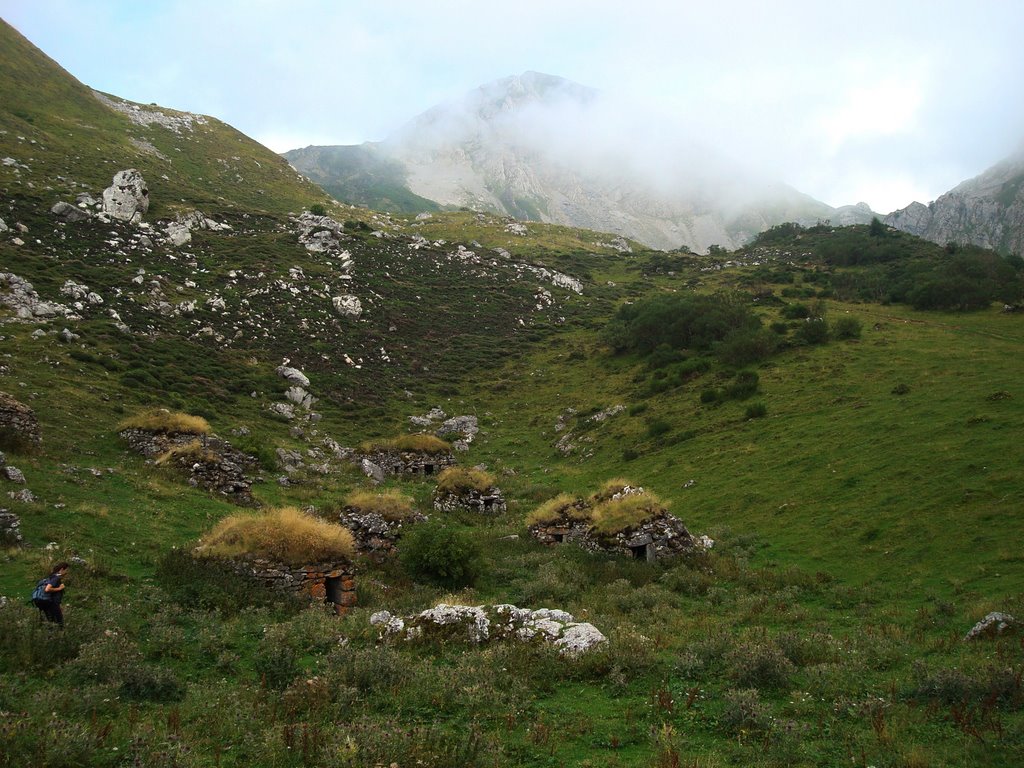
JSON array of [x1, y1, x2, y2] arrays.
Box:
[[324, 575, 344, 608], [630, 542, 654, 561], [423, 463, 435, 475]]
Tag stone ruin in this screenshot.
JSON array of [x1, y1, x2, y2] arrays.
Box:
[[120, 428, 258, 506], [219, 555, 357, 615], [337, 506, 427, 557], [433, 485, 507, 515], [359, 449, 456, 479], [0, 391, 42, 448], [370, 603, 606, 657], [528, 486, 703, 561]]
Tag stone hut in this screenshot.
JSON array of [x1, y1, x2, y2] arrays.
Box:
[[337, 489, 427, 557], [223, 556, 357, 615], [527, 483, 698, 561], [433, 466, 506, 515], [0, 391, 42, 448], [356, 435, 456, 478], [118, 412, 257, 506]]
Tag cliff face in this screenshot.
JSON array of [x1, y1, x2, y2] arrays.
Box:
[[285, 72, 873, 252], [885, 153, 1024, 256]]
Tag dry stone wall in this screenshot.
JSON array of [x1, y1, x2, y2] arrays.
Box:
[[220, 556, 357, 615]]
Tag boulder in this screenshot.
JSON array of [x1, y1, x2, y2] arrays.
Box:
[[0, 509, 23, 545], [165, 221, 191, 247], [0, 273, 72, 320], [332, 294, 362, 319], [275, 365, 310, 388], [360, 458, 385, 484], [965, 612, 1020, 641], [102, 169, 149, 223], [0, 391, 42, 447], [51, 201, 90, 223], [3, 466, 26, 484]]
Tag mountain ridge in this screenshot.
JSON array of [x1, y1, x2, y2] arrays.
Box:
[[284, 71, 877, 252]]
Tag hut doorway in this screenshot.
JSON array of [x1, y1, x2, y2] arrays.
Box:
[[630, 542, 654, 561], [324, 575, 343, 606]]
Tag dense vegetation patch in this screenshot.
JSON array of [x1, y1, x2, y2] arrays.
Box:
[[199, 506, 355, 564]]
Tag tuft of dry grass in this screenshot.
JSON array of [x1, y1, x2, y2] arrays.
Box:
[[154, 440, 218, 466], [435, 466, 495, 495], [343, 489, 417, 521], [525, 493, 589, 527], [357, 434, 452, 455], [199, 506, 355, 564], [590, 491, 668, 536], [589, 478, 640, 503], [117, 409, 210, 435]]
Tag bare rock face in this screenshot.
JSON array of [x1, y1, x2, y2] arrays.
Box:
[[0, 391, 42, 448], [102, 169, 149, 224]]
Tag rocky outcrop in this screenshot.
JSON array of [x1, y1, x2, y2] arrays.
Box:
[[885, 153, 1024, 255], [276, 364, 310, 388], [0, 391, 42, 447], [0, 273, 73, 320], [50, 201, 90, 223], [332, 294, 362, 318], [102, 169, 149, 224], [370, 603, 607, 657], [0, 509, 23, 545]]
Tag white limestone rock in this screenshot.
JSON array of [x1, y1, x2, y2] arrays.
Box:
[[332, 294, 362, 319], [102, 169, 149, 223], [276, 365, 310, 388], [51, 201, 90, 223], [165, 222, 191, 247]]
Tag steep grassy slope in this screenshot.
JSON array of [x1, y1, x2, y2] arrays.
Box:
[[0, 19, 330, 217]]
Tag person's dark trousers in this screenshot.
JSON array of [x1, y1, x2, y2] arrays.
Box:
[[34, 599, 63, 626]]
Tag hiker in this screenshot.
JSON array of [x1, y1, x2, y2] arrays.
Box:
[[32, 562, 69, 626]]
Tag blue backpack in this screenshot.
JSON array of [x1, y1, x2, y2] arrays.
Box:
[[31, 578, 50, 602]]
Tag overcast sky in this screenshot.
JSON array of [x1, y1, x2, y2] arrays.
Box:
[[3, 0, 1023, 213]]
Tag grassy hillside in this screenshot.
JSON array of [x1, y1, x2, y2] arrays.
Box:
[[3, 18, 1024, 768]]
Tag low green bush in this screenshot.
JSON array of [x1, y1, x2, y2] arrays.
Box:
[[399, 522, 482, 588]]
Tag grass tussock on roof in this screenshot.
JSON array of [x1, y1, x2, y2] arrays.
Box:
[[525, 493, 589, 527], [343, 489, 417, 521], [589, 478, 640, 503], [117, 409, 211, 435], [199, 506, 355, 565], [590, 491, 668, 537], [358, 434, 452, 455], [436, 466, 495, 495], [154, 439, 218, 466]]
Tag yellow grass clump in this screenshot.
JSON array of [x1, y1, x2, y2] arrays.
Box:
[[343, 489, 417, 521], [525, 493, 590, 528], [117, 408, 211, 435], [589, 478, 640, 503], [154, 440, 218, 466], [590, 491, 668, 537], [199, 506, 355, 565], [435, 466, 495, 496], [357, 434, 452, 455]]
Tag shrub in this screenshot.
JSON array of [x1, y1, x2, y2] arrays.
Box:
[[628, 403, 648, 416], [116, 408, 210, 435], [525, 493, 588, 527], [745, 402, 768, 420], [399, 522, 482, 587], [199, 506, 355, 565], [725, 640, 795, 690], [700, 388, 720, 404], [781, 303, 811, 319], [590, 492, 668, 537], [725, 370, 759, 400], [343, 489, 416, 521], [832, 315, 862, 340], [646, 418, 671, 438], [793, 317, 830, 345], [892, 383, 911, 396], [358, 434, 452, 455], [717, 329, 777, 367], [720, 688, 772, 734], [435, 466, 495, 495], [309, 202, 327, 216]]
